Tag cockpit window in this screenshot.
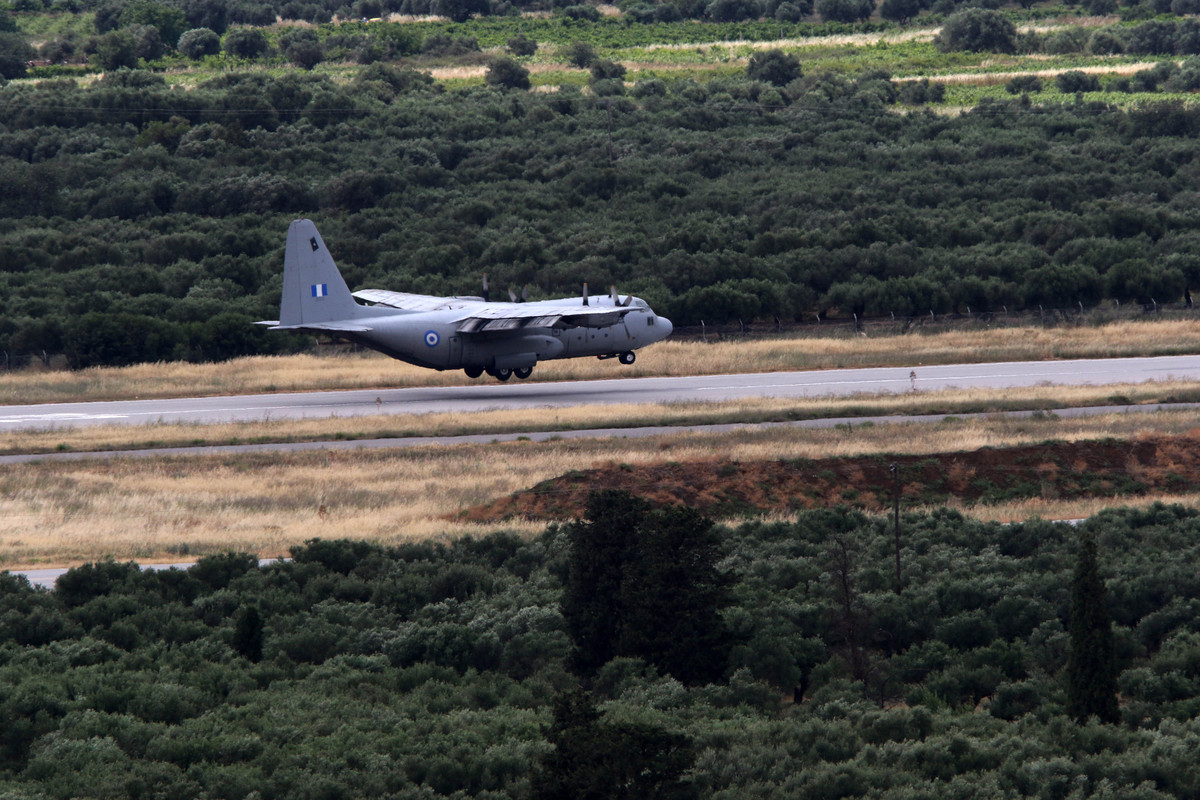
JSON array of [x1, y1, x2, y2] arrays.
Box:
[[633, 299, 649, 309]]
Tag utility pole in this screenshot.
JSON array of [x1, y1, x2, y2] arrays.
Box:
[[890, 462, 902, 594]]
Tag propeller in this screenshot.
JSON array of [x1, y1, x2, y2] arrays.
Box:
[[582, 282, 589, 307], [482, 274, 489, 302], [609, 285, 633, 307]]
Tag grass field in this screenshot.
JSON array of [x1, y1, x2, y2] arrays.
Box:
[[5, 406, 1200, 569]]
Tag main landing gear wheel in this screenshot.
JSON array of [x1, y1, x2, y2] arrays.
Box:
[[464, 366, 483, 379], [514, 366, 533, 380], [488, 367, 512, 381], [618, 351, 636, 365]]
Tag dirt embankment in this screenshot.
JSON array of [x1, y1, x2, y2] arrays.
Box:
[[458, 432, 1200, 522]]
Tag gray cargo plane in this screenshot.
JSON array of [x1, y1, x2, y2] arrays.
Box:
[[260, 219, 673, 381]]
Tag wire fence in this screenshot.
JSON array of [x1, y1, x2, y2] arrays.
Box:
[[675, 299, 1200, 343]]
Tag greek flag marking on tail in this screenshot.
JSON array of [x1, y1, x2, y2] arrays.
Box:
[[312, 284, 328, 298]]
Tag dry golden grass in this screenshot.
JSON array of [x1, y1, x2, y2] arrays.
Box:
[[916, 493, 1200, 524], [428, 65, 490, 80], [5, 407, 1200, 569], [927, 61, 1162, 86], [7, 318, 1200, 406], [632, 27, 941, 52]]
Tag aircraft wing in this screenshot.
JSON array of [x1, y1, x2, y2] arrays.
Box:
[[453, 302, 635, 333], [353, 289, 481, 312], [352, 289, 638, 332]]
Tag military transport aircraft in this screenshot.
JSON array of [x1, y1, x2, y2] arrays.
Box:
[[259, 219, 673, 381]]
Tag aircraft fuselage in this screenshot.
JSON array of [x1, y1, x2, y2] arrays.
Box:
[[340, 300, 668, 372], [261, 219, 673, 381]]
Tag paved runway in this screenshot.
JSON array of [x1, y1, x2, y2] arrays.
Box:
[[3, 355, 1199, 431]]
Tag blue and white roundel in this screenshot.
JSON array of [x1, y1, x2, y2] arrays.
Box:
[[424, 330, 440, 348]]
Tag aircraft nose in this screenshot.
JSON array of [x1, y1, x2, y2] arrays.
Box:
[[659, 315, 673, 339]]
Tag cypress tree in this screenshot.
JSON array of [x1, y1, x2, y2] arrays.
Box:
[[233, 604, 264, 663], [617, 506, 731, 685], [561, 492, 732, 684], [534, 690, 697, 800], [561, 491, 649, 675], [1065, 534, 1119, 723]]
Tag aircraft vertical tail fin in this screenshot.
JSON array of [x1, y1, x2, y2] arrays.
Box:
[[278, 219, 368, 327]]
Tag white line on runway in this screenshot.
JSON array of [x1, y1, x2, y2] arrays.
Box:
[[0, 414, 128, 424]]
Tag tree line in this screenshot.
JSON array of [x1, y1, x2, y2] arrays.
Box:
[[0, 0, 1044, 64], [2, 498, 1200, 797], [15, 0, 1200, 81], [6, 52, 1200, 365]]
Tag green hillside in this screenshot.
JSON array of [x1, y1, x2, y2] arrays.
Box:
[[5, 59, 1200, 366], [6, 2, 1200, 367]]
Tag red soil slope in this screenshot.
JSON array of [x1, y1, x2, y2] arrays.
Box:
[[457, 433, 1200, 522]]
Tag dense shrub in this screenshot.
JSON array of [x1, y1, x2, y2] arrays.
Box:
[[0, 505, 1199, 796], [935, 8, 1016, 52]]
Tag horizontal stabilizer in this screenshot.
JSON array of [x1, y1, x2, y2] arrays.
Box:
[[267, 322, 374, 333]]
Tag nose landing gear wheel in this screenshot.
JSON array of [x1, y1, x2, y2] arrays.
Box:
[[514, 366, 533, 379], [618, 351, 636, 365]]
